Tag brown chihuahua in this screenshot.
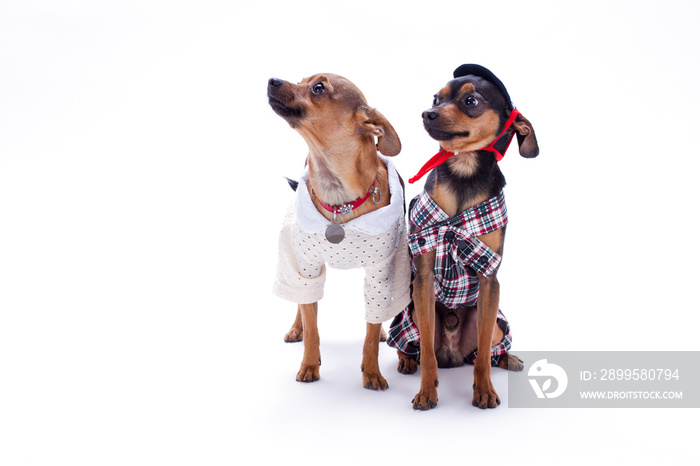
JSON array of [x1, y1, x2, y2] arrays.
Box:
[[387, 64, 538, 409], [268, 74, 411, 390]]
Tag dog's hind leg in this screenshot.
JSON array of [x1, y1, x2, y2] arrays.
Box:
[[284, 306, 304, 342], [361, 323, 389, 390], [296, 302, 321, 382], [497, 354, 524, 371], [454, 305, 524, 371], [397, 350, 418, 374]]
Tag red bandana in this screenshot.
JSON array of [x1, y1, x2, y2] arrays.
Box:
[[409, 108, 521, 184]]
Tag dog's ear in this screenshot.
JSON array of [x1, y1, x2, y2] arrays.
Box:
[[512, 114, 539, 158], [356, 107, 402, 157]]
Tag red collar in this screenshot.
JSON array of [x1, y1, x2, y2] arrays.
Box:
[[312, 182, 378, 215], [409, 108, 521, 184]]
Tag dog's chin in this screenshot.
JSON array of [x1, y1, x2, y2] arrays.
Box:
[[425, 130, 475, 153], [268, 97, 304, 121], [425, 127, 470, 142]]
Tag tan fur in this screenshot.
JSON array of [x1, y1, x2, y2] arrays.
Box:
[[410, 249, 439, 409], [284, 75, 393, 212], [478, 229, 504, 256], [268, 73, 401, 390], [459, 82, 477, 94], [428, 178, 461, 218], [428, 169, 489, 217], [446, 152, 481, 181]]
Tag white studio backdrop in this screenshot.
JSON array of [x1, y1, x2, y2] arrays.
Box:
[[1, 1, 699, 465]]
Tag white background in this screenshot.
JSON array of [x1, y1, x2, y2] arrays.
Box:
[[2, 1, 699, 464]]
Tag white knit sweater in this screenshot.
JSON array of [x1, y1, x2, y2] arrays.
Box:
[[273, 158, 412, 323]]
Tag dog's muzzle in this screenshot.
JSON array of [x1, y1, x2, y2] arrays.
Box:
[[267, 78, 303, 120]]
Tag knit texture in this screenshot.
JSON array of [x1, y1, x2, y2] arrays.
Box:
[[273, 158, 412, 323]]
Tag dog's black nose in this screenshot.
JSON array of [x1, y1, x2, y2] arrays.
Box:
[[422, 110, 439, 121], [268, 78, 283, 88]]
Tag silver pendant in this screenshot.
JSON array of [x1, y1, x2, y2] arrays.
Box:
[[371, 186, 382, 203], [325, 213, 345, 244]]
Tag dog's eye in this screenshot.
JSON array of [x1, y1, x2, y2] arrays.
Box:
[[432, 95, 440, 106], [465, 96, 478, 107], [312, 83, 326, 95]]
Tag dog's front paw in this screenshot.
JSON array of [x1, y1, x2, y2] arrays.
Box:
[[362, 371, 389, 391], [472, 381, 500, 409], [296, 364, 320, 383], [412, 385, 438, 410]]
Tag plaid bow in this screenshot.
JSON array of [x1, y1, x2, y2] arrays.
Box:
[[408, 190, 508, 307]]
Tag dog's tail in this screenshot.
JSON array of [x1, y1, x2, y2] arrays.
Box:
[[284, 177, 299, 192]]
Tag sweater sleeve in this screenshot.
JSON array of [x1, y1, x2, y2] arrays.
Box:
[[272, 205, 326, 305]]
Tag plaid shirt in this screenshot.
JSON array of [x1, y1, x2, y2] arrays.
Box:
[[408, 190, 508, 307], [386, 190, 512, 366]]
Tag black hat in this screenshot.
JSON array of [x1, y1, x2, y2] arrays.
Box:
[[453, 64, 513, 110]]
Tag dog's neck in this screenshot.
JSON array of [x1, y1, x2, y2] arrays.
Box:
[[448, 151, 481, 178], [306, 144, 382, 207], [426, 150, 505, 216]]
